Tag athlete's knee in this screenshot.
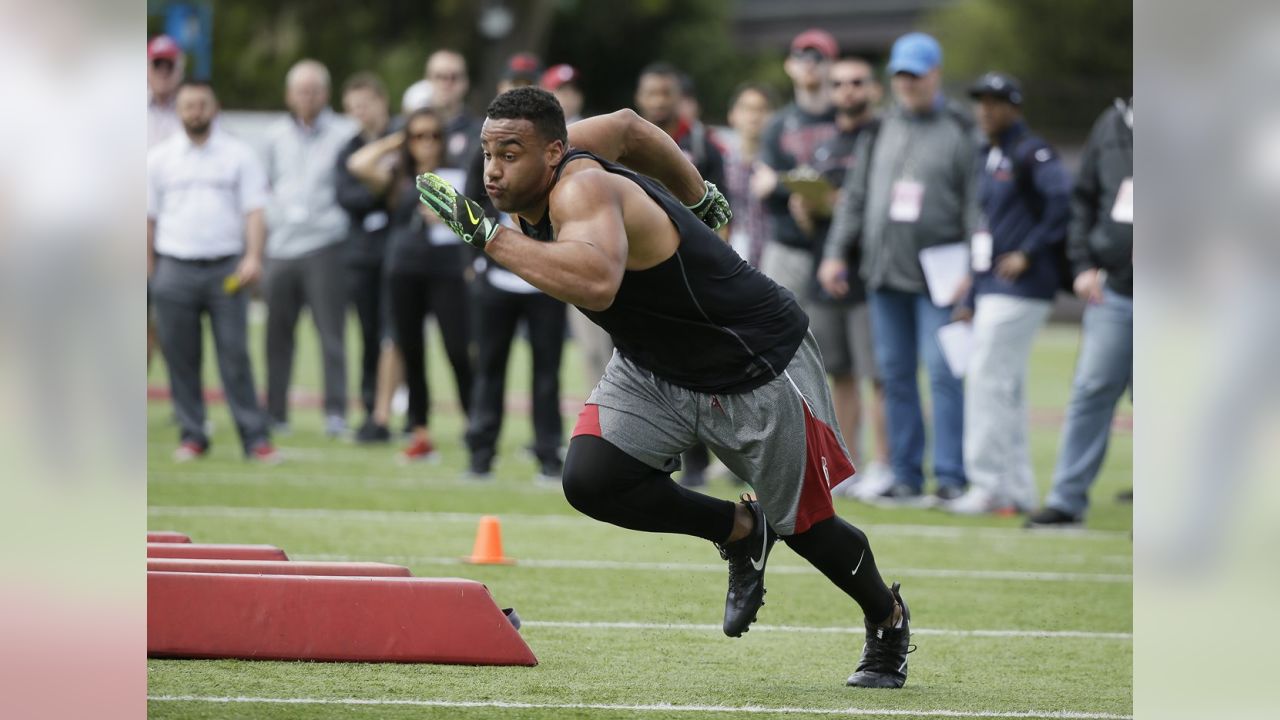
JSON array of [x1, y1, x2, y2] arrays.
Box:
[[783, 515, 868, 555], [561, 436, 614, 517]]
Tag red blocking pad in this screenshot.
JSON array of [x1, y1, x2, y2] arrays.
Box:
[[146, 543, 288, 561], [147, 531, 192, 544], [147, 572, 538, 665], [147, 558, 411, 577]]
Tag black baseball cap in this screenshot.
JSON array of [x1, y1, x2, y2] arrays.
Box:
[[503, 53, 542, 85], [967, 72, 1023, 105]]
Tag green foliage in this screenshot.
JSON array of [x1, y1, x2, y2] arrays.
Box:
[[178, 0, 479, 112], [147, 0, 1130, 139], [544, 0, 759, 122], [925, 0, 1132, 139]]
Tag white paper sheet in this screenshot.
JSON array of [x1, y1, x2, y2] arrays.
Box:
[[918, 242, 970, 307], [936, 321, 974, 379], [427, 168, 467, 245]]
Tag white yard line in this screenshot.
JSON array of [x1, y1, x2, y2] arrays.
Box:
[[519, 620, 1131, 641], [297, 552, 1131, 584], [148, 504, 590, 526], [147, 505, 1132, 541], [146, 695, 1132, 719], [148, 470, 559, 494]]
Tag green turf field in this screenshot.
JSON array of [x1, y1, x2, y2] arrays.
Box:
[[147, 309, 1132, 719]]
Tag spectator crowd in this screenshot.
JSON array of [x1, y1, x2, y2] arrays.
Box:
[[146, 27, 1132, 528]]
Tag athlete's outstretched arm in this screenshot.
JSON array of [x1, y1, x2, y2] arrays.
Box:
[[568, 109, 705, 206], [484, 172, 628, 312]]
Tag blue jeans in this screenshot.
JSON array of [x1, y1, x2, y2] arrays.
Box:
[[1045, 288, 1133, 516], [867, 288, 966, 492]]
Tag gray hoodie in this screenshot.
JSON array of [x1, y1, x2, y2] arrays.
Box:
[[824, 97, 979, 295]]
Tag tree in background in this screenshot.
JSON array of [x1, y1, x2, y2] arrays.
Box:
[[542, 0, 787, 123], [148, 0, 788, 124], [147, 0, 1128, 140], [924, 0, 1132, 141]]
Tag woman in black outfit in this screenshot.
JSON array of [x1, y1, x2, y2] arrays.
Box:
[[347, 108, 473, 461]]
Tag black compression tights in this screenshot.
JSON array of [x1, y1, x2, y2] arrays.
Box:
[[783, 516, 897, 624], [562, 435, 736, 543], [563, 434, 896, 623]]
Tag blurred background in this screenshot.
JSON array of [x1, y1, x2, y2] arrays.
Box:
[[145, 0, 1131, 142]]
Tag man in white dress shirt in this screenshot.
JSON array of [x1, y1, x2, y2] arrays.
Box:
[[148, 80, 278, 463]]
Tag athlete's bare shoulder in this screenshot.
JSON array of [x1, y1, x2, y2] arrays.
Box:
[[548, 163, 625, 219], [550, 156, 678, 269]]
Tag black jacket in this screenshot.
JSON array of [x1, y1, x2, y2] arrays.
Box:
[[1068, 101, 1133, 296], [334, 131, 392, 268]]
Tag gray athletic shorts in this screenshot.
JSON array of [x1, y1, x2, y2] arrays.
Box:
[[571, 332, 854, 535], [808, 301, 879, 380]]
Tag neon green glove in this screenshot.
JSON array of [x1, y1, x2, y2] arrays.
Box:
[[416, 172, 500, 250], [684, 180, 732, 231]]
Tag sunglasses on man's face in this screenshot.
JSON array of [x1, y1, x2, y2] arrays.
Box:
[[832, 78, 869, 88], [151, 58, 175, 73], [789, 48, 827, 64]]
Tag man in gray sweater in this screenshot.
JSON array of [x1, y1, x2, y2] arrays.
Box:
[[819, 33, 978, 505], [262, 59, 355, 437]]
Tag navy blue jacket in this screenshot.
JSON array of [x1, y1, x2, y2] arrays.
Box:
[[967, 121, 1071, 303]]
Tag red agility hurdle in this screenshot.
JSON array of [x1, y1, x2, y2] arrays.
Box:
[[148, 572, 536, 665]]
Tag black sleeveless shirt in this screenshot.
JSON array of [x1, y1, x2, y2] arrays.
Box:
[[518, 148, 807, 394]]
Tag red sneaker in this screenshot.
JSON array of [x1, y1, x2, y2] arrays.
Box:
[[172, 441, 206, 462], [250, 443, 282, 465], [400, 437, 439, 463]]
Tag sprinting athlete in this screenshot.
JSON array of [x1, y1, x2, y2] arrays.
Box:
[[417, 87, 913, 688]]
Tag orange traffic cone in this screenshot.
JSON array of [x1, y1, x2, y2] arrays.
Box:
[[462, 515, 516, 565]]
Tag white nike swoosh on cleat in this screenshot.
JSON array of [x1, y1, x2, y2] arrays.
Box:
[[851, 549, 866, 576], [749, 509, 768, 571]]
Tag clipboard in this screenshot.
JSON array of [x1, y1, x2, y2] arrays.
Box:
[[781, 170, 836, 217]]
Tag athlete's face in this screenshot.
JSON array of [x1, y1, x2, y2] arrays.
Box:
[[480, 118, 565, 215]]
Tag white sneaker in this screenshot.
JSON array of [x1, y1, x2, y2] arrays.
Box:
[[853, 468, 898, 502], [862, 461, 894, 486], [943, 487, 1013, 516]]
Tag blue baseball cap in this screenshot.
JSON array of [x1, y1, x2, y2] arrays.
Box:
[[887, 32, 942, 76]]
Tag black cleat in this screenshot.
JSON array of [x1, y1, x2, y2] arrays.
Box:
[[353, 421, 391, 444], [715, 494, 777, 637], [847, 582, 914, 688], [1023, 507, 1083, 529]]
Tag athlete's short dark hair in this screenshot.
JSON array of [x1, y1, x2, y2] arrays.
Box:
[[486, 86, 567, 146]]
